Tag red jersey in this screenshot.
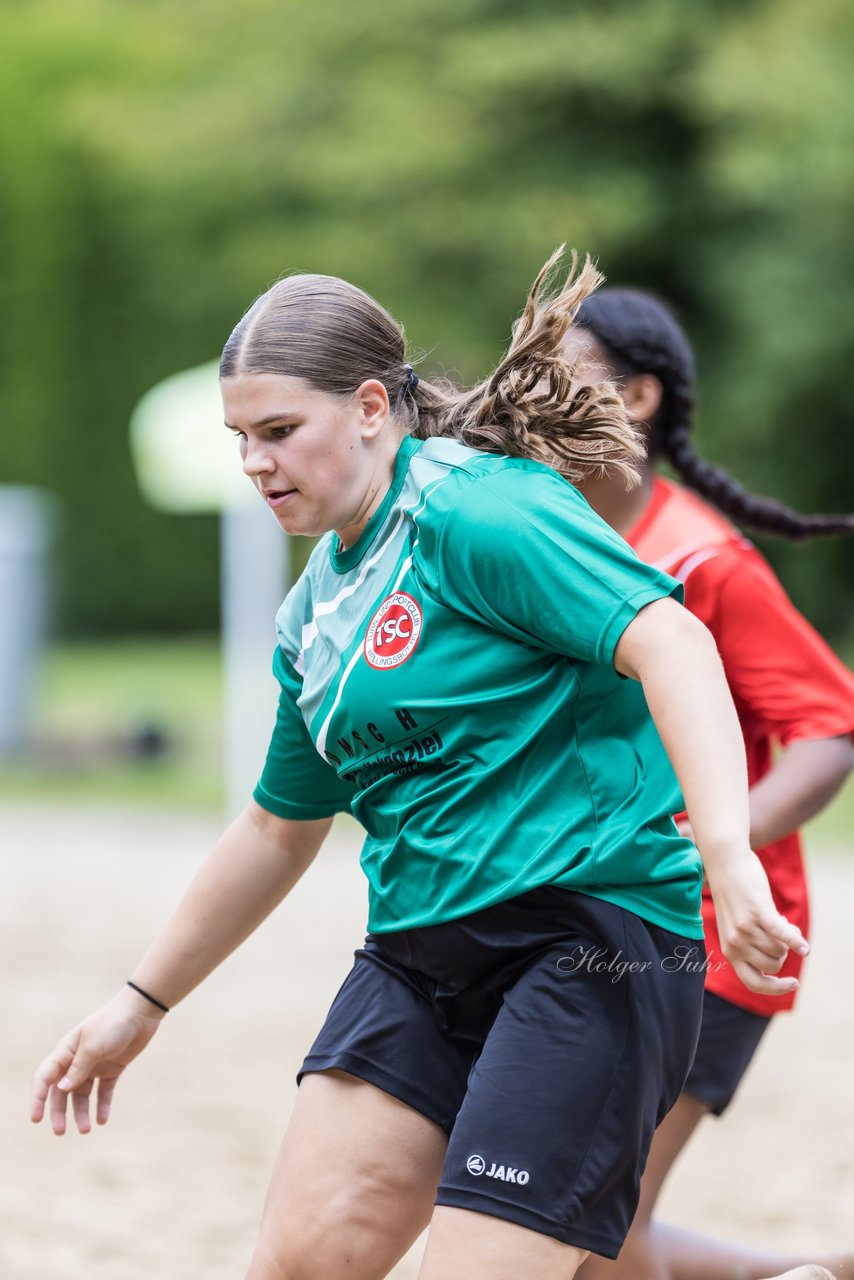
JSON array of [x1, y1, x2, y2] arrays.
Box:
[[627, 477, 854, 1016]]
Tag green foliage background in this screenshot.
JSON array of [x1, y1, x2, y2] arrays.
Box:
[[1, 0, 852, 636]]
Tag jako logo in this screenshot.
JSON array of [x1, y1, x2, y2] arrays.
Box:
[[466, 1154, 530, 1185], [364, 593, 422, 670]]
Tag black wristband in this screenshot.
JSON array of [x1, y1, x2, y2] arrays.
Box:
[[126, 980, 170, 1013]]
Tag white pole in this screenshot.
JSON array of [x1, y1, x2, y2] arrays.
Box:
[[0, 487, 53, 757], [220, 505, 290, 818]]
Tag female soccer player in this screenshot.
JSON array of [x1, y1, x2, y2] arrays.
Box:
[[563, 286, 854, 1280], [31, 253, 825, 1280]]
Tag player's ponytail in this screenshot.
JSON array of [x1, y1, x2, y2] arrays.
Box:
[[576, 288, 854, 541], [410, 249, 645, 488]]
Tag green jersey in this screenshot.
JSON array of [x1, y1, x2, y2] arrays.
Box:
[[255, 435, 703, 938]]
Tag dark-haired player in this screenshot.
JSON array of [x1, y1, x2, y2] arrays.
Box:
[[566, 287, 854, 1280]]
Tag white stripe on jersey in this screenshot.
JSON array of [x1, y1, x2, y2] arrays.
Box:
[[648, 539, 716, 573], [296, 472, 450, 676], [296, 506, 409, 674], [315, 546, 418, 757], [671, 546, 723, 583], [283, 438, 492, 750], [651, 536, 752, 584], [313, 472, 452, 756]]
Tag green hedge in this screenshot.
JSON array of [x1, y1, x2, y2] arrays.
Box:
[[1, 0, 851, 636]]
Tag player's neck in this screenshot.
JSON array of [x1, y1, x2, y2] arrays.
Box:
[[578, 467, 656, 539]]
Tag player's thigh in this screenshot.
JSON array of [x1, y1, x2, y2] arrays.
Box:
[[247, 1069, 448, 1280], [634, 1091, 710, 1222]]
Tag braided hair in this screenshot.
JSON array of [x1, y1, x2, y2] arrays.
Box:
[[576, 288, 854, 540]]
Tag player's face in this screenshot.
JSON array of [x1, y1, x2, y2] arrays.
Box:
[[221, 372, 395, 546]]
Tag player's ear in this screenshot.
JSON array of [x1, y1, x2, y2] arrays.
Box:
[[354, 380, 390, 441], [622, 373, 663, 423]]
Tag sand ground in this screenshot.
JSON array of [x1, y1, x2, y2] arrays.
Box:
[[2, 804, 851, 1278]]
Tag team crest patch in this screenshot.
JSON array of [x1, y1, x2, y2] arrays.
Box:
[[364, 592, 423, 669]]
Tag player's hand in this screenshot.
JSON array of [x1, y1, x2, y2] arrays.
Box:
[[30, 987, 166, 1135], [705, 847, 809, 997]]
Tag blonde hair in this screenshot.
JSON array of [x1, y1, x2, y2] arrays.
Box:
[[220, 248, 644, 487]]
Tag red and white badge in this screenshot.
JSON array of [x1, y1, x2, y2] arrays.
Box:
[[364, 593, 423, 669]]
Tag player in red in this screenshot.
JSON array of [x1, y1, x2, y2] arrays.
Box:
[[564, 287, 854, 1280]]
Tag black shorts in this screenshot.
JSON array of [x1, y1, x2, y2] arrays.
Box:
[[683, 989, 772, 1116], [299, 886, 704, 1259]]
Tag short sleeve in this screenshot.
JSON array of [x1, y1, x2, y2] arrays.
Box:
[[436, 467, 683, 666], [253, 645, 355, 820], [693, 549, 854, 745]]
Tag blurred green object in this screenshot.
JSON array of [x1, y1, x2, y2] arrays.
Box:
[[1, 0, 852, 637]]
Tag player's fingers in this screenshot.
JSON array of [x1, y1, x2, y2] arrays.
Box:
[[734, 961, 799, 998], [728, 918, 800, 970], [721, 928, 784, 970], [769, 914, 810, 958], [96, 1076, 119, 1126], [54, 1041, 106, 1097], [30, 1044, 76, 1123], [48, 1081, 71, 1136], [742, 917, 809, 969], [72, 1079, 95, 1135], [742, 942, 788, 975]]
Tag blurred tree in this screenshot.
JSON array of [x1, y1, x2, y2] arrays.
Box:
[[0, 0, 850, 634], [686, 0, 854, 625]]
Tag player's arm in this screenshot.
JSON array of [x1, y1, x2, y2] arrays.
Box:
[[676, 736, 853, 848], [614, 596, 809, 996], [698, 551, 854, 851], [30, 802, 330, 1135], [748, 735, 854, 849]]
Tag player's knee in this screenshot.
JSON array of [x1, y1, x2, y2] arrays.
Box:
[[246, 1238, 320, 1280], [247, 1222, 343, 1280], [247, 1159, 427, 1280]]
